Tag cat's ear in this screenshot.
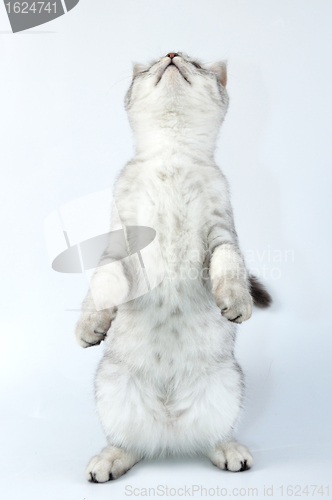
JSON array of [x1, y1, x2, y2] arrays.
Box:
[[209, 61, 227, 87], [132, 62, 149, 77]]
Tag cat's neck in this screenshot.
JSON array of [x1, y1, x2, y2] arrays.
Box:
[[133, 125, 218, 158]]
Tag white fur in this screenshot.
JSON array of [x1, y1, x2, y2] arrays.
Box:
[[76, 52, 254, 480], [86, 446, 141, 482]]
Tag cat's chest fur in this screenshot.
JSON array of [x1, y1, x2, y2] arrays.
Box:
[[115, 153, 217, 274]]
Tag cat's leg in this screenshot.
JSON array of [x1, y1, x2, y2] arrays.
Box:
[[75, 243, 145, 347], [93, 353, 165, 461], [207, 439, 253, 472], [75, 287, 117, 348], [85, 445, 142, 482], [185, 354, 252, 470], [75, 254, 132, 348], [210, 243, 252, 324]]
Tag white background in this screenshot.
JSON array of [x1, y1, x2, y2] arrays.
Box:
[[0, 1, 331, 499]]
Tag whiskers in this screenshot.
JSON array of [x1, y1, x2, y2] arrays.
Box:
[[104, 72, 133, 96]]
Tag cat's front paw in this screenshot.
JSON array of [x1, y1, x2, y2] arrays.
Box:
[[214, 281, 252, 324], [75, 308, 116, 348]]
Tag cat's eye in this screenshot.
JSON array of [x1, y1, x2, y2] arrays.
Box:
[[192, 62, 202, 69]]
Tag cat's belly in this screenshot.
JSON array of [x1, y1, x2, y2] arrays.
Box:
[[104, 281, 236, 376]]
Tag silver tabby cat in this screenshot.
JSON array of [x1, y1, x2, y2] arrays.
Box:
[[75, 52, 271, 482]]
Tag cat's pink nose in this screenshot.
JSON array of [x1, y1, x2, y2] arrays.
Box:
[[166, 53, 178, 59]]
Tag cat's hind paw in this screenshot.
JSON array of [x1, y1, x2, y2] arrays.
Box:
[[85, 446, 141, 482], [208, 441, 254, 472]]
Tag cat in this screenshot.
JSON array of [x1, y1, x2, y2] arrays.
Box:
[[75, 52, 271, 482]]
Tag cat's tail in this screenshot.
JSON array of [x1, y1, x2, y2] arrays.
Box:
[[249, 275, 272, 309]]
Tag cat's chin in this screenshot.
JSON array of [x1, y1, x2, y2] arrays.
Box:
[[165, 65, 180, 77], [163, 64, 189, 85]]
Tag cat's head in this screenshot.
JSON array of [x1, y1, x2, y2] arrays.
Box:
[[125, 52, 229, 150]]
